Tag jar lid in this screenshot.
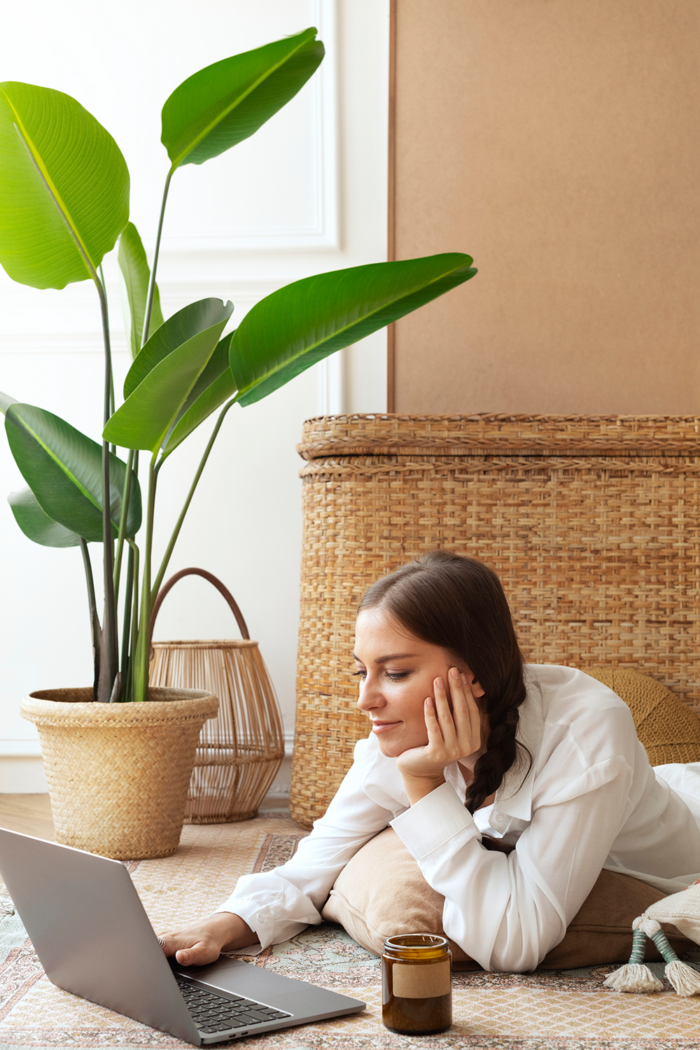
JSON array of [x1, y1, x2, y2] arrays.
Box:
[[383, 934, 449, 956]]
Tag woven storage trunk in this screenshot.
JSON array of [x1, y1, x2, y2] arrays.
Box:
[[21, 687, 218, 859], [290, 413, 700, 827], [149, 568, 285, 823]]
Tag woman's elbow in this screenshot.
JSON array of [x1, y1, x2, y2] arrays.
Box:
[[486, 925, 565, 973], [485, 943, 543, 973]]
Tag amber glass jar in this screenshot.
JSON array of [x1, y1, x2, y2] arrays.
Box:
[[382, 934, 452, 1034]]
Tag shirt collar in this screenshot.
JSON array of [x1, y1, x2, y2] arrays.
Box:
[[493, 666, 544, 822]]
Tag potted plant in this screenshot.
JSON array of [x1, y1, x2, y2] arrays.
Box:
[[0, 27, 477, 858]]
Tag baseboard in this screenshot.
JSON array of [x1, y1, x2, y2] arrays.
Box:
[[266, 753, 292, 799], [0, 756, 48, 793]]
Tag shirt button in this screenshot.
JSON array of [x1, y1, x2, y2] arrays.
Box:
[[491, 812, 506, 831]]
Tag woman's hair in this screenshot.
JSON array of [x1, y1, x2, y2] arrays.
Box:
[[358, 550, 529, 813]]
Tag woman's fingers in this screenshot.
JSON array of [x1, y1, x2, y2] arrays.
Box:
[[448, 667, 469, 729], [157, 913, 254, 967], [433, 676, 456, 742], [176, 942, 218, 967], [447, 667, 481, 756], [424, 695, 444, 747], [421, 670, 483, 764], [460, 674, 483, 758], [159, 930, 221, 967]]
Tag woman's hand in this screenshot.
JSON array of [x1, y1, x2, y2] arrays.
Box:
[[158, 912, 256, 967], [396, 666, 483, 804]]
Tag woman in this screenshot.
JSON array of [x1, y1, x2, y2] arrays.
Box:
[[161, 551, 700, 972]]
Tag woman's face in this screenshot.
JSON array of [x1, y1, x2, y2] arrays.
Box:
[[353, 605, 485, 758]]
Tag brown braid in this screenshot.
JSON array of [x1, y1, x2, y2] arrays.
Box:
[[358, 550, 530, 813]]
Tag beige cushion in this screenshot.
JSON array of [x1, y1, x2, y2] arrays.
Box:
[[584, 667, 700, 767], [322, 827, 693, 970]]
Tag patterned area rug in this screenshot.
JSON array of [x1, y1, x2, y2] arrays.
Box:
[[2, 812, 700, 1050]]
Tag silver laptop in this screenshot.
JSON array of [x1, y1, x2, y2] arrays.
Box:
[[0, 828, 365, 1044]]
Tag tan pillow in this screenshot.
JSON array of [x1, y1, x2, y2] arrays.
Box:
[[584, 667, 700, 766], [321, 827, 693, 970]]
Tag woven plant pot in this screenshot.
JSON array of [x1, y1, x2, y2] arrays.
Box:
[[20, 686, 219, 859]]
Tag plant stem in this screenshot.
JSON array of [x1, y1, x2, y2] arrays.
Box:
[[109, 371, 116, 457], [151, 399, 236, 601], [113, 180, 167, 623], [95, 275, 119, 702], [113, 174, 172, 701], [113, 171, 168, 593], [119, 540, 135, 691], [79, 539, 101, 700], [127, 540, 140, 703], [116, 172, 172, 703], [132, 456, 158, 702], [99, 265, 117, 455], [113, 449, 134, 604], [119, 540, 140, 703], [142, 171, 172, 348]]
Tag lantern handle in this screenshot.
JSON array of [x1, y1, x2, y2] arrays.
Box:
[[150, 568, 250, 661]]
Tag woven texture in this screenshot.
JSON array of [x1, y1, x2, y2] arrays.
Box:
[[150, 640, 284, 823], [584, 668, 700, 766], [21, 687, 218, 859], [291, 414, 700, 827]]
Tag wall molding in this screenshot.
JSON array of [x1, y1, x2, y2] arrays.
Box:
[[0, 280, 286, 353], [160, 0, 340, 255], [317, 353, 344, 416], [0, 275, 345, 418]]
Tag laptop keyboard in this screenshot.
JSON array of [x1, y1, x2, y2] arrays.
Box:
[[176, 978, 291, 1034]]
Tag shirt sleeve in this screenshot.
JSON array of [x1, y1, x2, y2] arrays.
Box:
[[216, 740, 395, 949], [390, 753, 635, 972]]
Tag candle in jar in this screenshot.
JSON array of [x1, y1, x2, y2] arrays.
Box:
[[382, 934, 452, 1034]]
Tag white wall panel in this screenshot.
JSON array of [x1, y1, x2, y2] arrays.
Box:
[[0, 0, 389, 790]]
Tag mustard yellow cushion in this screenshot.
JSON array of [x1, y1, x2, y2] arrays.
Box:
[[584, 667, 700, 766], [322, 827, 692, 970]]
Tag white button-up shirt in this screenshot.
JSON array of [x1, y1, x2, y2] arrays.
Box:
[[221, 665, 700, 972]]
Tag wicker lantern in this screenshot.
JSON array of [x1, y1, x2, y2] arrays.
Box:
[[149, 568, 284, 823]]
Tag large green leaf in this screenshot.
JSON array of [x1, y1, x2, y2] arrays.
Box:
[[8, 487, 81, 548], [118, 222, 164, 358], [104, 300, 233, 452], [161, 28, 324, 170], [161, 332, 237, 457], [4, 403, 142, 542], [0, 82, 129, 289], [123, 299, 231, 399], [230, 254, 478, 406]]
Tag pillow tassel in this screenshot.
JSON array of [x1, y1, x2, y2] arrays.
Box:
[[603, 924, 664, 993], [665, 959, 700, 997], [648, 924, 700, 997]]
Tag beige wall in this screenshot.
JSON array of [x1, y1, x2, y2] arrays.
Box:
[[392, 0, 700, 414]]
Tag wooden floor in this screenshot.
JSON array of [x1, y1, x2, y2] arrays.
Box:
[[0, 794, 55, 840], [0, 794, 288, 841]]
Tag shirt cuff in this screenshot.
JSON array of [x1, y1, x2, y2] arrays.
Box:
[[216, 874, 323, 950], [390, 780, 479, 859]]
